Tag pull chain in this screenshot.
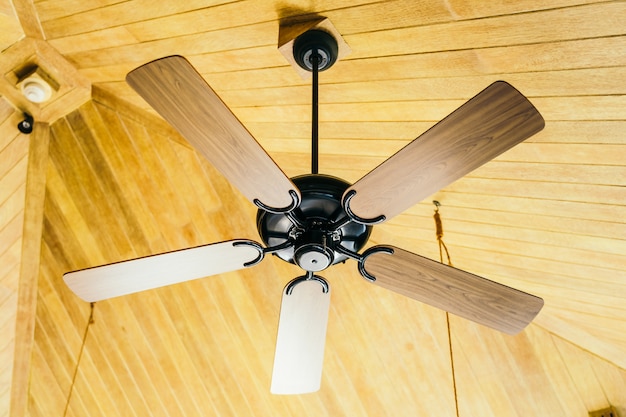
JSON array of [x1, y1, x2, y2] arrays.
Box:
[[433, 201, 460, 417], [433, 201, 453, 266], [63, 302, 96, 416]]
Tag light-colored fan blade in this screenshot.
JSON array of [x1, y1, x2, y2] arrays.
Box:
[[344, 81, 544, 223], [126, 55, 300, 212], [363, 246, 543, 334], [64, 240, 262, 302], [271, 277, 331, 395]]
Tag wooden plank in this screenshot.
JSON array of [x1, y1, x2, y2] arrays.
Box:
[[200, 36, 626, 88], [61, 2, 626, 69], [531, 121, 626, 144], [443, 176, 626, 206], [9, 122, 49, 417], [372, 225, 626, 287], [65, 109, 153, 253], [91, 85, 188, 146], [0, 214, 24, 262], [10, 0, 44, 39], [41, 0, 240, 38], [222, 95, 624, 123], [116, 112, 199, 247], [469, 161, 626, 185], [97, 68, 626, 117], [267, 142, 626, 178], [588, 354, 626, 414], [124, 0, 451, 44], [0, 240, 22, 290], [391, 204, 626, 241], [0, 157, 28, 211], [34, 0, 127, 22], [346, 2, 626, 58], [48, 26, 140, 55], [80, 300, 165, 416], [422, 191, 626, 225], [446, 0, 606, 19], [382, 219, 626, 272], [0, 142, 27, 286], [43, 159, 105, 269], [0, 113, 25, 154], [245, 120, 626, 146], [76, 36, 626, 98], [0, 11, 23, 51], [43, 0, 436, 43], [77, 101, 165, 254], [551, 336, 612, 409], [0, 184, 26, 231], [524, 325, 593, 414], [0, 135, 29, 180], [48, 118, 133, 262], [216, 66, 626, 105], [89, 104, 183, 254]]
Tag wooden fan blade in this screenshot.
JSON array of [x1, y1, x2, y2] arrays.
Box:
[[343, 81, 544, 224], [271, 276, 330, 394], [126, 55, 300, 212], [363, 246, 544, 334], [64, 240, 262, 302]]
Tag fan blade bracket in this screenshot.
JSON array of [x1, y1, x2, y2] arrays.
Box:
[[334, 244, 395, 282], [357, 246, 395, 282], [335, 245, 393, 283], [285, 270, 330, 294], [254, 189, 301, 214], [342, 189, 386, 225], [232, 240, 265, 267]]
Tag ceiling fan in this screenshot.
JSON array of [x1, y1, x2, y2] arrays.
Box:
[[64, 28, 545, 395]]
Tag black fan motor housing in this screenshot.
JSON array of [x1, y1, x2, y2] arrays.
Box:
[[257, 174, 371, 271]]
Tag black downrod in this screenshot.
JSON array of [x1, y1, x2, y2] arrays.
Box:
[[311, 49, 320, 175], [292, 29, 338, 175]]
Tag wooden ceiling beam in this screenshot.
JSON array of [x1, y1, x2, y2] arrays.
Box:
[[9, 122, 49, 417]]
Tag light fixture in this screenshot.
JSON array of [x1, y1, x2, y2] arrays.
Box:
[[17, 67, 57, 103], [17, 113, 34, 134]]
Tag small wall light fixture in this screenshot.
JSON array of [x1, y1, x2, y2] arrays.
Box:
[[17, 113, 34, 134]]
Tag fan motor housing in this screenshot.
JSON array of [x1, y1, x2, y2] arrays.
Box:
[[257, 174, 371, 271]]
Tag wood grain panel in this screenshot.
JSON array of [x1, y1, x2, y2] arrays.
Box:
[[9, 123, 49, 417], [0, 107, 28, 417], [3, 0, 625, 416]]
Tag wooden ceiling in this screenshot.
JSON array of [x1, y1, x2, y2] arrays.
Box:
[[2, 0, 625, 416]]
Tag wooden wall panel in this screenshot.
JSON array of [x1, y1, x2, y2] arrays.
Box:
[[0, 104, 28, 417], [0, 0, 23, 49]]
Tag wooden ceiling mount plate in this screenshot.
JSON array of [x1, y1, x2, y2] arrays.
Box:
[[278, 17, 350, 78]]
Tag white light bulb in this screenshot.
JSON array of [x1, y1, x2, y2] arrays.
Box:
[[21, 79, 52, 103]]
